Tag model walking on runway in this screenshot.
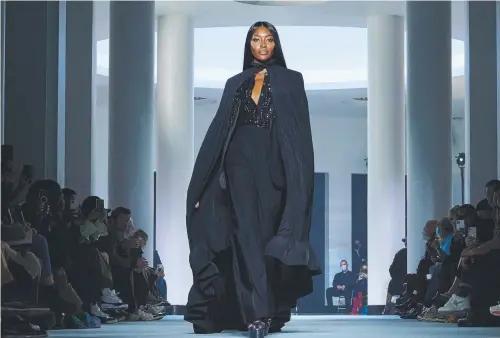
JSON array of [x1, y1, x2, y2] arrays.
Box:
[[185, 21, 321, 337]]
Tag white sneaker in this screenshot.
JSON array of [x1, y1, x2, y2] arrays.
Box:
[[90, 304, 118, 323], [437, 294, 471, 315], [101, 288, 128, 310], [490, 303, 500, 317], [136, 308, 155, 321], [144, 304, 165, 316]]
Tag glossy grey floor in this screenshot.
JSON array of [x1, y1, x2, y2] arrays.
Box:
[[48, 315, 500, 338]]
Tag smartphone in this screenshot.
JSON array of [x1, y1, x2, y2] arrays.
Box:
[[69, 199, 78, 211], [468, 227, 477, 238], [2, 144, 14, 162], [21, 165, 34, 181], [456, 220, 465, 230], [95, 198, 104, 213]]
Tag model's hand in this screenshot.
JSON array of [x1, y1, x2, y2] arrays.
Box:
[[195, 202, 200, 209]]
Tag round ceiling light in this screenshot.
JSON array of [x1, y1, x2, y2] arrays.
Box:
[[234, 1, 326, 6]]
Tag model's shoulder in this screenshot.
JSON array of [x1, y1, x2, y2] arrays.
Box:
[[224, 70, 251, 89], [278, 67, 303, 80]]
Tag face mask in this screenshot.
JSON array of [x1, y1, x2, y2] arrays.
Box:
[[422, 230, 430, 240]]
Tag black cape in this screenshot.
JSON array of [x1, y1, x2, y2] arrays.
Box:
[[185, 65, 321, 323]]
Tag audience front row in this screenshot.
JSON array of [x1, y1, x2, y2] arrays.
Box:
[[385, 179, 500, 327], [1, 159, 170, 337]]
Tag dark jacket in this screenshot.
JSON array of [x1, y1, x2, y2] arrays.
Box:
[[333, 270, 355, 289], [389, 248, 407, 280]]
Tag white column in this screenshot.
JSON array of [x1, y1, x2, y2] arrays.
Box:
[[465, 1, 498, 204], [156, 14, 194, 306], [406, 1, 452, 272], [64, 1, 95, 196], [366, 16, 405, 306], [108, 1, 155, 262]]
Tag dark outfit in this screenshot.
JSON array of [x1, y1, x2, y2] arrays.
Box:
[[388, 248, 407, 296], [325, 271, 355, 307], [184, 64, 321, 333], [459, 223, 500, 325]]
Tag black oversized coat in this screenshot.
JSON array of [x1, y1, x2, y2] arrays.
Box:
[[186, 65, 321, 301]]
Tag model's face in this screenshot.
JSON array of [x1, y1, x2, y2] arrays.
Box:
[[250, 26, 275, 63]]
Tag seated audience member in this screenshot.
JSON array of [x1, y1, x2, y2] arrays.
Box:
[[438, 205, 482, 299], [70, 196, 126, 324], [23, 181, 91, 323], [129, 230, 165, 316], [385, 239, 407, 312], [397, 221, 440, 318], [418, 218, 456, 306], [351, 263, 368, 314], [22, 181, 62, 302], [102, 207, 160, 321], [325, 260, 355, 310]]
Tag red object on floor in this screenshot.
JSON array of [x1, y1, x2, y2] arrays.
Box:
[[357, 292, 363, 309], [351, 297, 358, 315]]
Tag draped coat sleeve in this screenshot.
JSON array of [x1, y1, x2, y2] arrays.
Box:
[[265, 69, 320, 273]]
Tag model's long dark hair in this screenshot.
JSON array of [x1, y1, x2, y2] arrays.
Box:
[[243, 21, 287, 70]]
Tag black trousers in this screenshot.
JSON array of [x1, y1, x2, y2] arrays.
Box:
[[225, 126, 283, 324], [70, 245, 112, 311], [325, 287, 352, 308]]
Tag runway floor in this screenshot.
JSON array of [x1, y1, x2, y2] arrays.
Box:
[[48, 315, 500, 338]]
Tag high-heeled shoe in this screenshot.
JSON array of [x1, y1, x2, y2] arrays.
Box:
[[248, 320, 267, 338]]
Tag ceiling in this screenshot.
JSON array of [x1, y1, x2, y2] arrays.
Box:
[[94, 1, 467, 41]]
